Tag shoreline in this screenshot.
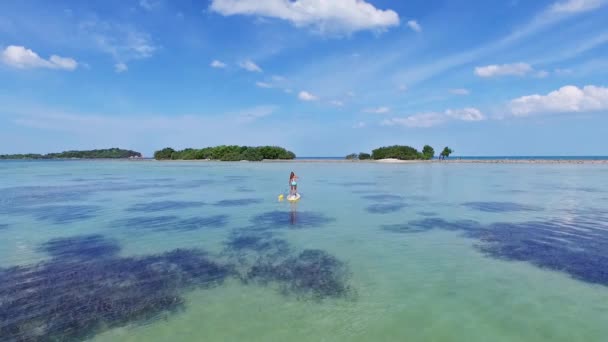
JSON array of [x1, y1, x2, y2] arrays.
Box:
[[151, 158, 608, 164], [2, 158, 607, 164]]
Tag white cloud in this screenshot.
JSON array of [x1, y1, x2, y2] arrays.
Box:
[[210, 60, 227, 68], [535, 70, 550, 78], [382, 112, 445, 128], [140, 0, 161, 11], [364, 106, 390, 114], [475, 63, 533, 77], [510, 85, 608, 116], [353, 121, 366, 128], [549, 0, 604, 14], [445, 107, 485, 121], [398, 84, 408, 92], [407, 20, 422, 32], [330, 100, 344, 106], [49, 55, 78, 70], [1, 45, 77, 71], [256, 81, 273, 88], [298, 91, 318, 101], [449, 88, 470, 95], [392, 0, 607, 87], [382, 107, 485, 128], [272, 75, 285, 81], [114, 62, 128, 73], [209, 0, 400, 34], [79, 20, 157, 63], [239, 59, 262, 72]]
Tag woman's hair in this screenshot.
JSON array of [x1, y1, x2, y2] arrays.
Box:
[[290, 171, 295, 179]]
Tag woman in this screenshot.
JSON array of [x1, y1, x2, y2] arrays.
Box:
[[289, 171, 298, 196]]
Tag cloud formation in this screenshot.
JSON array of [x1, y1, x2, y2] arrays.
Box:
[[210, 60, 227, 68], [475, 63, 533, 77], [298, 91, 318, 101], [1, 45, 77, 71], [382, 112, 445, 128], [382, 107, 485, 128], [445, 107, 485, 121], [407, 20, 422, 32], [256, 81, 272, 88], [549, 0, 605, 14], [209, 0, 400, 34], [364, 106, 391, 114], [79, 20, 157, 65], [510, 85, 608, 116], [114, 63, 128, 73], [239, 60, 262, 72]]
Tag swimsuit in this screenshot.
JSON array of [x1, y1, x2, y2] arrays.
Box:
[[291, 181, 297, 186]]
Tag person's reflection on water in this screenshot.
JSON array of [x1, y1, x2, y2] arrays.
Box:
[[289, 202, 297, 225]]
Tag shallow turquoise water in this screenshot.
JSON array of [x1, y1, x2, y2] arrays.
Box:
[[1, 160, 608, 341]]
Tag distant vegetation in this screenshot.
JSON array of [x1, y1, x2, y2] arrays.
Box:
[[439, 147, 454, 159], [344, 152, 372, 160], [154, 146, 296, 161], [0, 148, 142, 160], [358, 153, 371, 160], [372, 145, 423, 160], [422, 145, 435, 160], [345, 145, 450, 161]]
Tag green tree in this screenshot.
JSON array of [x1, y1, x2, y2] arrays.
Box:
[[358, 152, 371, 160], [152, 145, 296, 161], [371, 145, 422, 160], [7, 148, 143, 159], [422, 145, 435, 160], [241, 147, 264, 161], [440, 147, 453, 159], [154, 147, 175, 160], [345, 153, 358, 160]]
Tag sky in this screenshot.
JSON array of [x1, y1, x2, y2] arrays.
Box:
[[1, 0, 607, 157]]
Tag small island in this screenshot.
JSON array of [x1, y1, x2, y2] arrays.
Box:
[[0, 148, 142, 160], [154, 145, 296, 161], [345, 145, 453, 161]]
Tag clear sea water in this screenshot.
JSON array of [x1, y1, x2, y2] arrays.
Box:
[[297, 156, 608, 160], [1, 160, 608, 341]]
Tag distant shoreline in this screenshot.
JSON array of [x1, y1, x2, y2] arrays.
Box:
[[267, 159, 608, 164], [1, 158, 607, 164], [151, 158, 608, 164]]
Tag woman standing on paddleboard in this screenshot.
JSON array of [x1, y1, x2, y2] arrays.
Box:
[[289, 172, 298, 196]]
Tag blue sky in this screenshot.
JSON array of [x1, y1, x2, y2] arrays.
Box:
[[1, 0, 607, 157]]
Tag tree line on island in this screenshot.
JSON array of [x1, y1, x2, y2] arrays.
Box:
[[0, 148, 142, 160], [154, 146, 296, 161], [345, 145, 453, 161]]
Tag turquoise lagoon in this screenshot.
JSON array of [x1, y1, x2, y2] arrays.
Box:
[[1, 160, 608, 341]]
